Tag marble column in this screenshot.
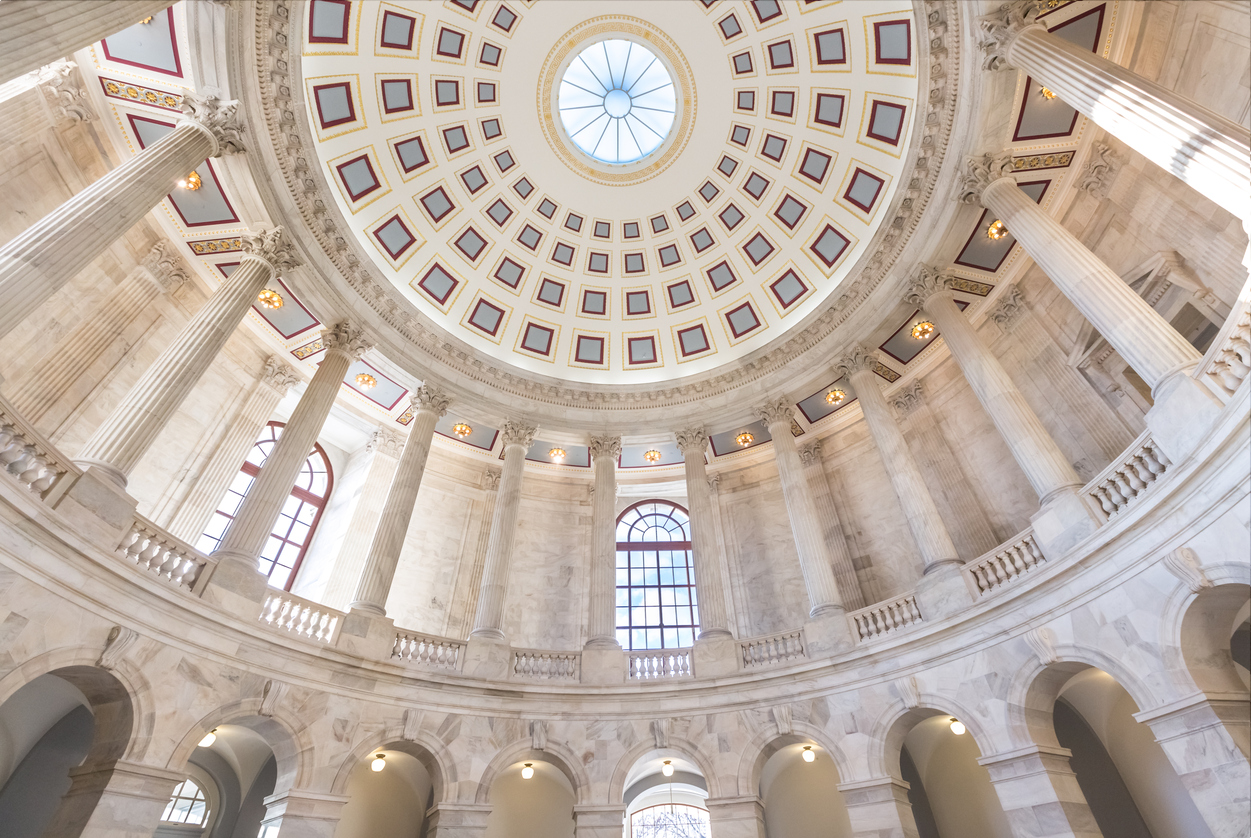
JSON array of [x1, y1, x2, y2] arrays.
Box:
[[675, 427, 732, 640], [0, 0, 176, 86], [260, 789, 350, 838], [349, 385, 450, 616], [164, 356, 300, 543], [797, 440, 866, 611], [40, 759, 184, 838], [757, 399, 845, 618], [210, 321, 369, 585], [73, 228, 299, 487], [979, 745, 1102, 838], [706, 797, 766, 838], [0, 93, 243, 339], [469, 419, 537, 640], [961, 156, 1220, 460], [838, 776, 921, 838], [445, 468, 499, 639], [906, 268, 1101, 556], [585, 435, 622, 648], [979, 1, 1250, 223], [3, 241, 188, 427]]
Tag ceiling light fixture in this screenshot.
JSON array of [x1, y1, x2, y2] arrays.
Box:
[[355, 373, 377, 390], [197, 729, 217, 748], [987, 219, 1008, 241], [176, 171, 202, 191], [949, 718, 966, 735], [371, 753, 386, 772], [825, 388, 846, 406], [661, 760, 674, 777], [256, 289, 283, 309], [801, 746, 815, 763], [141, 16, 154, 24], [521, 763, 535, 780], [452, 423, 472, 439], [735, 432, 754, 447], [911, 321, 934, 340], [1039, 86, 1057, 100], [644, 449, 662, 464], [549, 448, 567, 462]]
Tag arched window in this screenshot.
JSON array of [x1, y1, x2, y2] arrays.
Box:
[[161, 778, 209, 826], [196, 422, 333, 590], [615, 500, 699, 650], [630, 802, 711, 838]]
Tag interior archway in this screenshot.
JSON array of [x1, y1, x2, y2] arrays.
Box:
[[759, 738, 851, 838], [485, 758, 576, 838]]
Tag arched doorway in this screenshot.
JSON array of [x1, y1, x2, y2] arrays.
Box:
[[485, 756, 576, 838], [759, 738, 851, 837], [333, 741, 442, 838], [621, 750, 710, 838]]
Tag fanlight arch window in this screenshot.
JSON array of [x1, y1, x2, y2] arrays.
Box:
[[630, 802, 711, 838], [615, 500, 699, 650], [197, 422, 333, 590], [161, 778, 210, 826]]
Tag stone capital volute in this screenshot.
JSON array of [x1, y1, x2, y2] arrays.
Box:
[[588, 435, 623, 462], [834, 344, 879, 380], [178, 91, 245, 156], [500, 420, 538, 450], [674, 427, 708, 457], [903, 264, 957, 307], [411, 384, 451, 418], [322, 321, 372, 362], [240, 226, 301, 276], [755, 398, 794, 430], [259, 355, 300, 395], [797, 440, 823, 466], [977, 1, 1045, 71], [957, 152, 1017, 206]]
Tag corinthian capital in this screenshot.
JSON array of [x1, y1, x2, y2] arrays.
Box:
[[958, 152, 1017, 205], [179, 91, 245, 156], [988, 286, 1028, 329], [756, 398, 795, 430], [977, 1, 1043, 71], [140, 240, 190, 293], [322, 321, 372, 361], [500, 419, 538, 450], [259, 355, 300, 395], [241, 226, 301, 275], [411, 384, 451, 417], [674, 427, 708, 456], [588, 435, 623, 461], [798, 440, 823, 466], [834, 344, 880, 379], [904, 264, 956, 306], [366, 428, 405, 458]]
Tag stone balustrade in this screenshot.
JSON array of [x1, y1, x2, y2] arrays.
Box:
[[740, 630, 807, 668], [848, 594, 923, 642], [511, 649, 580, 681], [1084, 433, 1171, 518], [260, 590, 343, 644], [628, 648, 693, 680], [1203, 303, 1250, 398], [0, 394, 75, 501], [964, 530, 1045, 596], [117, 517, 213, 593], [393, 630, 464, 671]]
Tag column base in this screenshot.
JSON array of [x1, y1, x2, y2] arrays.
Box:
[[463, 632, 511, 680], [805, 608, 854, 657], [51, 464, 139, 547], [581, 642, 626, 684], [692, 633, 739, 677], [914, 562, 975, 621], [573, 804, 625, 837], [338, 609, 396, 659], [1146, 365, 1225, 464], [1030, 486, 1103, 560], [200, 550, 269, 621]]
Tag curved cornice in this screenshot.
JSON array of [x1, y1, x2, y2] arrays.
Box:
[[235, 0, 974, 433]]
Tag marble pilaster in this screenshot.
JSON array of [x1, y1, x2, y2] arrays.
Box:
[[978, 745, 1102, 838], [706, 796, 766, 838], [797, 440, 867, 611], [838, 776, 921, 838], [260, 789, 350, 838], [675, 427, 732, 640]]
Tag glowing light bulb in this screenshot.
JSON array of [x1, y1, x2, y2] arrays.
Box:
[[452, 423, 472, 439], [197, 729, 217, 748], [177, 171, 202, 191], [801, 746, 815, 763], [661, 760, 674, 777], [949, 719, 966, 736], [521, 763, 534, 780], [643, 449, 662, 464], [825, 388, 846, 406], [987, 219, 1008, 241], [549, 448, 566, 462], [735, 432, 754, 447], [371, 754, 386, 772]]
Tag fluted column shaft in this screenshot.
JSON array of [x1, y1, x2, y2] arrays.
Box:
[[0, 0, 175, 86], [586, 437, 622, 647], [74, 235, 290, 485], [922, 292, 1082, 502], [981, 178, 1200, 390], [211, 324, 367, 573], [847, 366, 960, 571], [349, 388, 448, 616], [470, 422, 535, 639], [1005, 23, 1250, 222], [676, 430, 731, 639], [0, 117, 221, 339], [760, 406, 845, 618], [799, 442, 867, 610]]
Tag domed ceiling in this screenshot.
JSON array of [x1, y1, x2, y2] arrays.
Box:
[[300, 0, 920, 384]]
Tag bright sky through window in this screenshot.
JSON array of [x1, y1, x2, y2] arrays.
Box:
[[558, 39, 676, 164]]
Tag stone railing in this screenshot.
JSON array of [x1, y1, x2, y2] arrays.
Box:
[[1084, 433, 1171, 518], [963, 529, 1044, 596], [260, 590, 343, 644], [628, 649, 694, 680], [0, 394, 77, 502], [1199, 299, 1250, 398], [511, 649, 580, 681], [849, 594, 923, 642], [740, 630, 806, 668], [117, 517, 214, 593], [392, 630, 464, 671]]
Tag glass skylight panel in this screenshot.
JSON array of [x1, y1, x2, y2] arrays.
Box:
[[558, 39, 676, 164]]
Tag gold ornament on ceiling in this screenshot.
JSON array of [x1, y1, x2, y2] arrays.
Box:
[[354, 373, 377, 390], [256, 289, 283, 309], [735, 432, 754, 447], [987, 219, 1008, 240], [452, 423, 472, 439], [549, 448, 567, 462], [825, 388, 846, 406], [1039, 87, 1057, 100], [643, 449, 662, 463], [911, 321, 935, 340], [177, 171, 202, 191]]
